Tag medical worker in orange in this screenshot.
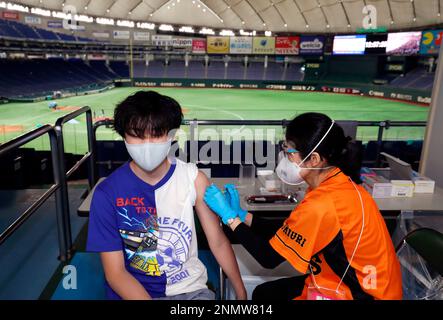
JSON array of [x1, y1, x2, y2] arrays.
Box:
[[204, 112, 402, 300]]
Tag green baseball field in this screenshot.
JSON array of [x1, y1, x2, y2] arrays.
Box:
[[0, 87, 429, 154]]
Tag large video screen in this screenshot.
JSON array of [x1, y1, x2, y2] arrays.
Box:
[[333, 35, 367, 55], [365, 34, 388, 54], [386, 32, 422, 55]]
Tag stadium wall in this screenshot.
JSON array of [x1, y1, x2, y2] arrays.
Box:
[[122, 78, 432, 105]]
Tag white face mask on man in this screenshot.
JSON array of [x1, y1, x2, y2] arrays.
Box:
[[125, 140, 172, 172], [276, 120, 335, 185]]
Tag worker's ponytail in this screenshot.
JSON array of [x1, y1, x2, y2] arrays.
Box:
[[285, 113, 363, 184], [335, 137, 363, 184]]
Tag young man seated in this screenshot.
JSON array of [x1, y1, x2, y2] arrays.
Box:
[[87, 91, 246, 300]]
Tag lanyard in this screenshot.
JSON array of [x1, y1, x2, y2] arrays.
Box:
[[310, 178, 366, 294]]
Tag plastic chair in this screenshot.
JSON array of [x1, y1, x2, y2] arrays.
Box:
[[396, 228, 443, 299]]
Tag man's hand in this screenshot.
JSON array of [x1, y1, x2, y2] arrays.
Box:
[[204, 184, 238, 225]]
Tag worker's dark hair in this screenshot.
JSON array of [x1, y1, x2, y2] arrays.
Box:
[[285, 112, 362, 184], [113, 90, 183, 138]]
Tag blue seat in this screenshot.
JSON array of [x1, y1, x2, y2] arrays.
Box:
[[50, 250, 220, 300]]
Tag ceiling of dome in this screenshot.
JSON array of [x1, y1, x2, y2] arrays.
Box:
[[11, 0, 443, 33]]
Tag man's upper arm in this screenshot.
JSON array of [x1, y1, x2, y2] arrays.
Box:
[[193, 171, 224, 241], [87, 185, 123, 252]]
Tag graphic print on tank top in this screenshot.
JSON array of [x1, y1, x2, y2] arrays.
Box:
[[156, 216, 193, 280], [118, 205, 161, 276], [114, 165, 195, 282]]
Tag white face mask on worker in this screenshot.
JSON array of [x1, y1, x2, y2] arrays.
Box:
[[276, 120, 335, 185], [125, 140, 171, 172]]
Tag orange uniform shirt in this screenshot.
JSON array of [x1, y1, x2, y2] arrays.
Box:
[[269, 168, 402, 300]]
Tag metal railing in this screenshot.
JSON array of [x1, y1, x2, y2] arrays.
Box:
[[95, 118, 427, 167], [0, 115, 428, 264], [0, 106, 95, 261], [53, 106, 95, 257]]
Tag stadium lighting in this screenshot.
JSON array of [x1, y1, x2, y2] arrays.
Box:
[[6, 3, 29, 12], [179, 26, 195, 33], [159, 24, 174, 31], [52, 11, 71, 19], [136, 22, 155, 30], [96, 17, 114, 25], [31, 8, 51, 17], [199, 27, 215, 35], [265, 31, 272, 37], [240, 29, 254, 36], [0, 2, 5, 9], [219, 29, 235, 36], [117, 20, 135, 28], [74, 14, 93, 23]]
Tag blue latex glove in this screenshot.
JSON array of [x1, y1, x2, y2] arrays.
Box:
[[224, 184, 248, 222], [204, 184, 237, 225]]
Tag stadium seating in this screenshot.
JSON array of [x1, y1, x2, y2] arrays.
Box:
[[88, 60, 117, 80], [227, 61, 245, 80], [390, 68, 435, 90], [109, 61, 129, 78], [0, 19, 22, 38], [56, 32, 77, 42], [34, 27, 59, 41], [9, 20, 40, 39], [133, 60, 148, 78], [165, 60, 186, 78], [0, 18, 94, 43], [246, 61, 265, 80], [265, 62, 285, 81], [0, 58, 116, 98], [134, 59, 303, 82], [207, 61, 226, 79], [285, 63, 305, 81], [145, 60, 166, 78], [187, 60, 206, 79]]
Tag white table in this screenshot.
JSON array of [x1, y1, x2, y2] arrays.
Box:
[[212, 178, 443, 213], [77, 177, 443, 216]]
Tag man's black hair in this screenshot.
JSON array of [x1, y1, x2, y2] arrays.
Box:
[[113, 90, 183, 138]]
